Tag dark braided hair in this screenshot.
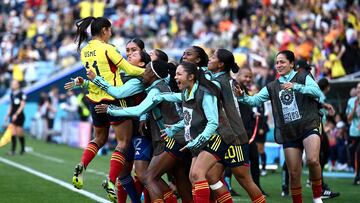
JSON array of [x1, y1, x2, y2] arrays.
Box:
[[75, 17, 111, 52], [191, 46, 209, 67], [180, 46, 209, 67]]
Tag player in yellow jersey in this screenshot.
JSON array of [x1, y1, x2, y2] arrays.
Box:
[[72, 16, 144, 202]]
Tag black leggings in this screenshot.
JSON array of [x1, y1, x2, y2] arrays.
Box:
[[249, 141, 260, 187], [320, 131, 329, 186], [349, 137, 360, 177]]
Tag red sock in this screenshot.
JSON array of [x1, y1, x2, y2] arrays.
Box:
[[311, 178, 322, 199], [192, 186, 196, 203], [164, 190, 178, 203], [216, 191, 233, 203], [144, 187, 151, 203], [109, 151, 126, 183], [81, 142, 99, 168], [117, 181, 128, 203], [194, 180, 210, 203], [134, 176, 144, 195], [251, 194, 265, 203], [291, 187, 302, 203]]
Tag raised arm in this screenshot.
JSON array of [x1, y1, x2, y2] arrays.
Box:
[[236, 85, 270, 107], [104, 88, 161, 117], [92, 76, 144, 99], [107, 47, 144, 76], [154, 92, 182, 103], [293, 75, 324, 102]]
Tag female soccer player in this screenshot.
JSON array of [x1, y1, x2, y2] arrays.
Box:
[[156, 61, 240, 203], [72, 17, 144, 202], [95, 60, 191, 202], [204, 49, 265, 203], [235, 50, 328, 203]]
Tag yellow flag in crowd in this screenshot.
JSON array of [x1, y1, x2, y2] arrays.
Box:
[[0, 124, 13, 147]]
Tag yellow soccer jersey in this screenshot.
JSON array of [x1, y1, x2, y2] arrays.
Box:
[[81, 39, 144, 102]]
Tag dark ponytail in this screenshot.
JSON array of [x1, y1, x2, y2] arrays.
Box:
[[75, 17, 112, 52], [216, 48, 239, 73], [180, 61, 222, 102], [154, 49, 168, 62], [168, 61, 180, 92], [139, 51, 151, 68]]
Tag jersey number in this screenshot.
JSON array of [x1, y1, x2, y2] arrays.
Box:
[[85, 61, 100, 76]]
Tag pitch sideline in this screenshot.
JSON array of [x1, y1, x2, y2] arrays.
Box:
[[0, 156, 111, 203]]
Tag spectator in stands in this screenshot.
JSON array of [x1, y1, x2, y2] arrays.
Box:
[[1, 1, 360, 97], [59, 90, 78, 121], [346, 82, 360, 185], [46, 86, 59, 143]]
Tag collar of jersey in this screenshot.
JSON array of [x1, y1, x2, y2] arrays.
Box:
[[184, 81, 199, 101], [90, 39, 105, 44], [279, 69, 297, 83], [145, 79, 163, 93], [208, 70, 226, 79]]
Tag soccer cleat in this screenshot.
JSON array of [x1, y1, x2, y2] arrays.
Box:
[[72, 163, 85, 189], [281, 190, 289, 197], [281, 185, 289, 197], [353, 176, 360, 185], [102, 177, 117, 203], [321, 189, 340, 199]]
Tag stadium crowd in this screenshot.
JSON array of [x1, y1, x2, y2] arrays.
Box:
[[0, 0, 360, 97]]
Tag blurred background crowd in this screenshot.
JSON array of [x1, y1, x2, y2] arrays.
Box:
[[1, 0, 360, 96], [0, 0, 360, 172]]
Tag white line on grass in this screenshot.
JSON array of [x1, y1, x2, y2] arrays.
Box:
[[87, 168, 108, 177], [26, 149, 107, 176], [29, 151, 65, 163], [0, 156, 111, 203]]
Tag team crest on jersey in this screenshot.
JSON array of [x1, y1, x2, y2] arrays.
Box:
[[278, 89, 301, 123], [183, 107, 193, 142], [14, 98, 20, 105], [280, 90, 294, 105]]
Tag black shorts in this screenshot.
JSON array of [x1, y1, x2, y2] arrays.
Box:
[[87, 98, 129, 127], [152, 140, 166, 156], [164, 138, 186, 159], [204, 134, 250, 168], [283, 128, 321, 149], [10, 113, 25, 126]]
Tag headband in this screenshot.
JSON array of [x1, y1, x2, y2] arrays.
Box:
[[150, 62, 161, 79]]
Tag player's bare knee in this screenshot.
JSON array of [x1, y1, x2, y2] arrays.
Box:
[[306, 157, 319, 168]]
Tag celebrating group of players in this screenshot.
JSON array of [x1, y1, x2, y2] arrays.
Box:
[[65, 16, 330, 203]]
